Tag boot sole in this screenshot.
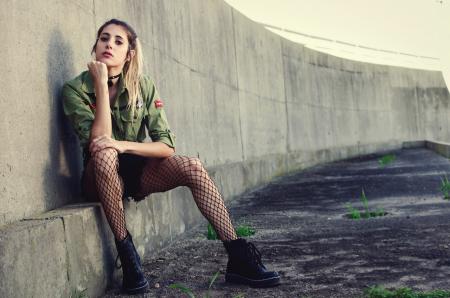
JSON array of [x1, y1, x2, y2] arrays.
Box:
[[124, 280, 149, 295], [225, 273, 281, 288]]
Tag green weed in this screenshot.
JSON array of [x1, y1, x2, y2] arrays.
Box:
[[70, 288, 88, 298], [440, 175, 450, 200], [373, 207, 386, 217], [235, 225, 256, 237], [207, 271, 220, 293], [169, 271, 220, 298], [169, 284, 195, 298], [207, 223, 217, 240], [345, 189, 386, 220], [364, 285, 450, 298], [378, 154, 396, 167], [206, 223, 255, 240], [361, 189, 370, 215], [346, 203, 361, 220]]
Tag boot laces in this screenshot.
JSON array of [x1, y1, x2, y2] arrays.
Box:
[[247, 242, 263, 267]]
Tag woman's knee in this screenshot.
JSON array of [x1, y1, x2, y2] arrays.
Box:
[[92, 148, 119, 173], [177, 156, 206, 176]]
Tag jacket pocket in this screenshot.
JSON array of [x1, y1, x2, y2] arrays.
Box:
[[120, 107, 145, 141]]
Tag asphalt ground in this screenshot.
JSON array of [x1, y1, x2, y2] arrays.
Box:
[[103, 148, 450, 298]]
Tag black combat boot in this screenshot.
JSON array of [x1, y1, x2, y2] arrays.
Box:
[[115, 231, 149, 294], [222, 238, 281, 287]]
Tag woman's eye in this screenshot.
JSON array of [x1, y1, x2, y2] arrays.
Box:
[[100, 37, 108, 42], [116, 41, 123, 45]]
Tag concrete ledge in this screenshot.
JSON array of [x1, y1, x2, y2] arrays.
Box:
[[0, 139, 428, 297], [0, 204, 115, 298], [0, 218, 68, 297], [402, 140, 450, 158], [402, 140, 426, 149], [424, 140, 450, 158]]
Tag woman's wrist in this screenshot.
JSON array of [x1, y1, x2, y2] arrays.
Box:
[[94, 82, 108, 94], [117, 140, 128, 154]]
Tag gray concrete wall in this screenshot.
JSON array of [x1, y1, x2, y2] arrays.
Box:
[[0, 0, 449, 296]]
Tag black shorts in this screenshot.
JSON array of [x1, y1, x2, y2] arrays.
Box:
[[82, 151, 147, 200], [117, 153, 147, 199]]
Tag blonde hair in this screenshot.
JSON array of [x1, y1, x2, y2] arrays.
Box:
[[92, 19, 143, 116], [123, 37, 143, 116]]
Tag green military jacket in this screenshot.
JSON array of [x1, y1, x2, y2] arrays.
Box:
[[62, 71, 175, 150]]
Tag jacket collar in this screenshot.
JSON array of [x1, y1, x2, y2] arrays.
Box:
[[81, 71, 126, 95]]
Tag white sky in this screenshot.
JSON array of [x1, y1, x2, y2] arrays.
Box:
[[225, 0, 450, 88]]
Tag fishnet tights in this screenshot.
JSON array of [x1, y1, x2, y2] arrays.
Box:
[[136, 155, 238, 241], [91, 148, 128, 241], [86, 150, 237, 242]]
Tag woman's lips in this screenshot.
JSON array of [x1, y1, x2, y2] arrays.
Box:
[[102, 52, 113, 58]]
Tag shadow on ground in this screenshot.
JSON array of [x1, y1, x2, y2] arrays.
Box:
[[103, 148, 450, 298]]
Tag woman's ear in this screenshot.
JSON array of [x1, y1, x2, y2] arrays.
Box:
[[127, 50, 136, 61]]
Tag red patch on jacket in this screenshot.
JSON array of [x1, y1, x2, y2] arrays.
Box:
[[155, 99, 164, 108], [88, 103, 96, 110]]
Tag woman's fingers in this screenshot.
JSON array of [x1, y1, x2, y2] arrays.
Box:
[[89, 135, 103, 152], [89, 135, 118, 154], [87, 61, 108, 85], [89, 135, 104, 153]]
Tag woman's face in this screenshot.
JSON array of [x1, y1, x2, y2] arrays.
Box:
[[94, 24, 131, 71]]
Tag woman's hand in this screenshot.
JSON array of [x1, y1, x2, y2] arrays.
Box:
[[89, 135, 125, 155], [87, 60, 108, 88]]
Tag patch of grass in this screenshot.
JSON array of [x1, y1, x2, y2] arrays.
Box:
[[169, 271, 220, 298], [373, 207, 386, 217], [440, 175, 450, 200], [345, 189, 387, 220], [207, 223, 217, 240], [346, 203, 361, 219], [378, 154, 396, 167], [364, 285, 450, 298], [235, 225, 256, 237], [206, 223, 255, 240]]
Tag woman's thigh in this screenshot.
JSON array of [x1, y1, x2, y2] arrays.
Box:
[[82, 158, 100, 202], [134, 155, 188, 199], [82, 153, 132, 202], [84, 154, 191, 201]]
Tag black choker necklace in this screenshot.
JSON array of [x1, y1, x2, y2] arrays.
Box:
[[107, 73, 121, 87]]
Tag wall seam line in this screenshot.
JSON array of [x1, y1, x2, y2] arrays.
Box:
[[280, 40, 291, 156], [230, 8, 245, 162]]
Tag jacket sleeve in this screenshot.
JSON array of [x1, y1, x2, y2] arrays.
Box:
[[62, 83, 94, 148], [144, 78, 176, 148]]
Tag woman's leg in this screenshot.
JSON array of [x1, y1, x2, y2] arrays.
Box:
[[135, 155, 280, 288], [83, 149, 149, 294], [136, 155, 238, 241], [83, 148, 127, 241]]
